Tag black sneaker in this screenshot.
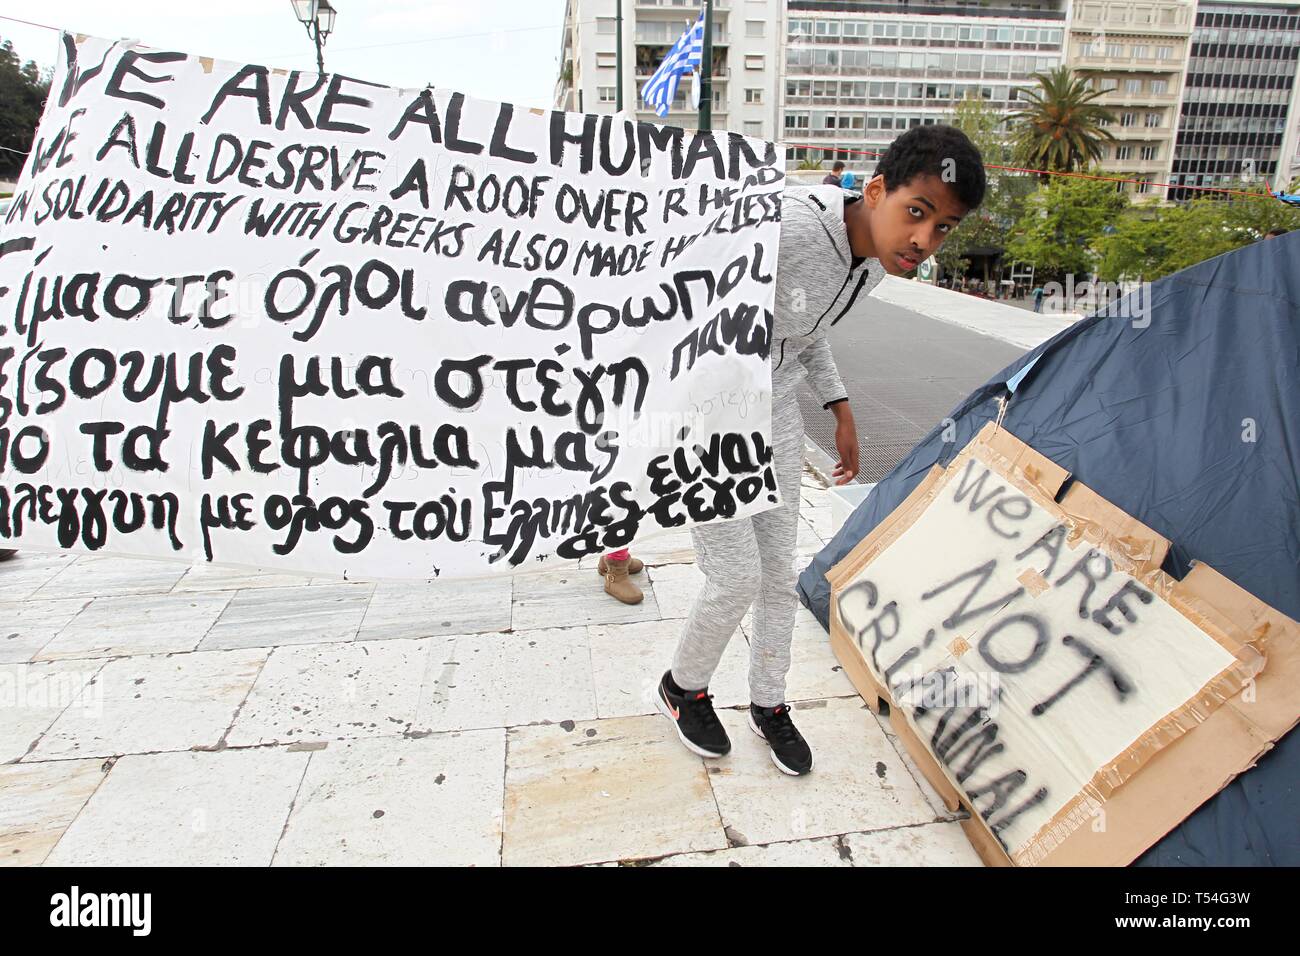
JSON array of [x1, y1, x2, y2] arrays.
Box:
[[749, 703, 813, 776], [653, 671, 731, 758], [0, 550, 16, 562]]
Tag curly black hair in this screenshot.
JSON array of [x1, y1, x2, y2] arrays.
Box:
[[875, 124, 986, 211]]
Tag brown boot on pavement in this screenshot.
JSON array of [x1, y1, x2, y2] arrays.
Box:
[[603, 557, 644, 604], [597, 553, 643, 576]]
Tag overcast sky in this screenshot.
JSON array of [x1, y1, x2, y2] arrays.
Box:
[[0, 0, 569, 108]]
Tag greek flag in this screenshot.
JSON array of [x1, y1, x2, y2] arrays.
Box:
[[640, 12, 705, 118]]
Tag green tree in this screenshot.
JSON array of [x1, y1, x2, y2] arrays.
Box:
[[1004, 174, 1128, 281], [1162, 191, 1300, 273], [0, 38, 50, 181], [1095, 206, 1185, 282], [1010, 67, 1116, 174], [937, 93, 1036, 280], [1098, 191, 1300, 281], [950, 90, 1013, 168]]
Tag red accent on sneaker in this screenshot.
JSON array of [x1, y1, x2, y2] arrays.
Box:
[[695, 692, 706, 700], [661, 687, 680, 720]]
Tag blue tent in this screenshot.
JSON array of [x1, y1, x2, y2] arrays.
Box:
[[798, 235, 1300, 865]]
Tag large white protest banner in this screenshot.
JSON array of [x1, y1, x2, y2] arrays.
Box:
[[0, 35, 785, 578]]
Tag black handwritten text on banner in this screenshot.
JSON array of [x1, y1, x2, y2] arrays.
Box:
[[0, 36, 785, 577]]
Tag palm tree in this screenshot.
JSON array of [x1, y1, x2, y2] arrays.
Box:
[[1010, 67, 1117, 174]]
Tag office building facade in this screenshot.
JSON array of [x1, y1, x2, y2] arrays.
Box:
[[781, 1, 1066, 174], [1064, 1, 1195, 200], [1168, 0, 1300, 200], [554, 0, 783, 140], [555, 1, 1300, 202]]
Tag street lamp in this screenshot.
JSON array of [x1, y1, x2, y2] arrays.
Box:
[[290, 0, 337, 75]]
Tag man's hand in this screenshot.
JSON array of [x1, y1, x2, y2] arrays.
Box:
[[829, 401, 859, 486]]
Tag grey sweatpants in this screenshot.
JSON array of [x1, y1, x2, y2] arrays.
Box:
[[671, 395, 806, 707]]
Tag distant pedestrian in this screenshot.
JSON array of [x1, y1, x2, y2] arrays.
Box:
[[822, 161, 846, 186], [1032, 285, 1045, 313]]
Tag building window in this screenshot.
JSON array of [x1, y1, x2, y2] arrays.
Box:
[[1151, 79, 1168, 95], [598, 87, 616, 103], [746, 20, 765, 38], [1126, 78, 1143, 94], [1136, 180, 1151, 194], [1116, 146, 1133, 160], [1141, 145, 1159, 161], [596, 18, 616, 35], [1156, 45, 1173, 60], [1145, 112, 1161, 127], [745, 55, 765, 70], [1131, 46, 1149, 59], [1121, 112, 1136, 127], [1106, 43, 1125, 57], [596, 52, 616, 68], [745, 88, 763, 104], [744, 121, 763, 137]]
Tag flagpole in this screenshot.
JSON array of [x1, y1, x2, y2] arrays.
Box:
[[698, 0, 713, 132], [615, 0, 624, 112]]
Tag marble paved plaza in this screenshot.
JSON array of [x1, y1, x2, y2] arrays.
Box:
[[0, 471, 980, 867]]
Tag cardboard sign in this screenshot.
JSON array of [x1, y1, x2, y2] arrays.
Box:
[[0, 35, 786, 578], [827, 423, 1298, 866]]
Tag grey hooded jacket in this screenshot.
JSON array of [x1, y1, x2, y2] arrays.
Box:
[[771, 185, 886, 407]]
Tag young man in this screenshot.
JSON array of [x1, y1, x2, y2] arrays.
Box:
[[654, 124, 986, 775], [822, 160, 846, 186]]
